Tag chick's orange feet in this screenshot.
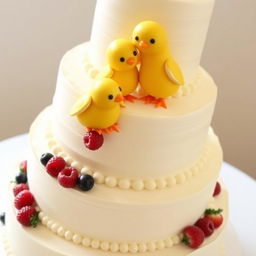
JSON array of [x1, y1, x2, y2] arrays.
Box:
[[86, 123, 120, 135], [140, 95, 167, 109], [124, 94, 138, 103]]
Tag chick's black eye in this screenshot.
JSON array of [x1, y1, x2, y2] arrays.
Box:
[[133, 51, 137, 56], [108, 94, 114, 100], [150, 38, 156, 44], [135, 36, 139, 41], [120, 57, 125, 62], [119, 87, 122, 92]]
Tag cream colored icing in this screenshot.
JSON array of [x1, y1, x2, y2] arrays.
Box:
[[52, 43, 217, 180], [90, 0, 215, 82]]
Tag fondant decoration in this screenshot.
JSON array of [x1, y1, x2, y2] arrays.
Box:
[[19, 160, 27, 173], [83, 131, 104, 151], [204, 208, 223, 228], [195, 217, 214, 237], [0, 212, 5, 225], [103, 39, 139, 102], [46, 131, 211, 190], [182, 226, 205, 248], [132, 21, 184, 108], [70, 78, 125, 134], [213, 182, 221, 197], [17, 206, 40, 227]]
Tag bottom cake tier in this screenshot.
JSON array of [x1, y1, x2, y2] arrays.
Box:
[[5, 184, 228, 256]]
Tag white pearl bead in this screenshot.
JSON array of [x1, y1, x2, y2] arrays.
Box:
[[57, 226, 65, 237], [38, 212, 44, 220], [156, 240, 165, 250], [71, 161, 82, 170], [93, 172, 104, 184], [120, 243, 129, 253], [42, 216, 49, 225], [100, 241, 110, 251], [72, 234, 82, 244], [145, 179, 156, 190], [167, 176, 176, 187], [82, 237, 91, 247], [172, 235, 180, 245], [118, 179, 130, 189], [64, 157, 73, 166], [57, 152, 66, 158], [47, 220, 53, 229], [105, 177, 117, 187], [156, 179, 167, 189], [165, 238, 173, 248], [110, 242, 119, 252], [191, 166, 199, 176], [91, 239, 100, 249], [64, 231, 73, 241], [129, 243, 138, 253], [147, 242, 156, 252], [176, 173, 186, 184], [51, 223, 59, 233], [132, 180, 144, 191], [52, 146, 61, 154], [138, 243, 147, 253]]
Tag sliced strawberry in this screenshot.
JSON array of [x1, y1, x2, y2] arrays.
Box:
[[19, 160, 27, 173], [14, 190, 35, 210], [213, 182, 221, 197], [182, 225, 205, 248], [205, 208, 223, 228], [17, 206, 39, 227]]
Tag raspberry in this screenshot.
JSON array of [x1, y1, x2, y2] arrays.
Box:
[[46, 156, 66, 177], [195, 217, 215, 237], [182, 226, 205, 248], [14, 190, 35, 210], [13, 183, 29, 196], [57, 167, 79, 188], [213, 182, 221, 197], [17, 206, 39, 227], [83, 131, 104, 150]]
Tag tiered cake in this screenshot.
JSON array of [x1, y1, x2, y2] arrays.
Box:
[[3, 0, 231, 255]]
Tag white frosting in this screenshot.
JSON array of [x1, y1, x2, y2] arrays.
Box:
[[90, 0, 215, 82], [28, 108, 223, 242], [52, 43, 217, 180]]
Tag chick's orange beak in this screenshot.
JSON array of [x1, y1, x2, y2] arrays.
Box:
[[139, 41, 148, 50], [114, 93, 124, 103], [126, 57, 135, 65]]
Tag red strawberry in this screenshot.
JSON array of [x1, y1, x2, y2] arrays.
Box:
[[213, 182, 221, 197], [19, 160, 27, 173], [182, 226, 205, 248], [195, 217, 215, 237], [57, 167, 79, 188], [46, 156, 66, 177], [17, 206, 39, 227], [14, 190, 35, 210], [205, 208, 223, 228], [13, 183, 29, 196], [83, 131, 104, 151]]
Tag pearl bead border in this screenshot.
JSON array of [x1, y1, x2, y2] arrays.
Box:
[[1, 233, 14, 256], [82, 53, 199, 99], [45, 129, 210, 191], [38, 211, 183, 253]]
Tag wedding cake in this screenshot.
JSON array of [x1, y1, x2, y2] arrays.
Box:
[[2, 0, 233, 255]]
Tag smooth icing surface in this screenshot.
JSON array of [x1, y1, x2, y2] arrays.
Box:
[[90, 0, 215, 82], [52, 43, 217, 180], [28, 108, 223, 242], [6, 185, 228, 256]]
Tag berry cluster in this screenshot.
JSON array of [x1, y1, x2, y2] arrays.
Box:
[[40, 153, 95, 191], [12, 160, 40, 227], [182, 182, 223, 249]]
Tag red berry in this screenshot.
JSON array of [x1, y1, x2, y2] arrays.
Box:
[[205, 209, 223, 228], [46, 156, 66, 177], [57, 167, 79, 188], [182, 226, 205, 248], [14, 190, 35, 210], [83, 131, 104, 150], [19, 160, 27, 173], [195, 217, 215, 237], [213, 182, 221, 197], [17, 206, 39, 227], [13, 184, 29, 196]]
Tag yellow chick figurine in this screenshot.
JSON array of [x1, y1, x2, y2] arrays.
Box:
[[70, 78, 125, 134], [132, 21, 184, 108], [104, 38, 139, 102]]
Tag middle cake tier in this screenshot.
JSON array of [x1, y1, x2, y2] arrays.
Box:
[[28, 108, 223, 242], [52, 43, 217, 180]]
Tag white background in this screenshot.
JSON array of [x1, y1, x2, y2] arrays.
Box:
[[0, 0, 255, 178]]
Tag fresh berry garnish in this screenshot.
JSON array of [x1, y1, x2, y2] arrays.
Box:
[[57, 167, 79, 188], [46, 156, 66, 177], [204, 208, 223, 228], [17, 206, 39, 227], [195, 217, 215, 237], [83, 131, 104, 151], [0, 212, 5, 225], [19, 160, 27, 173], [15, 172, 27, 184], [40, 153, 54, 166], [77, 174, 94, 191], [213, 182, 221, 197], [14, 190, 35, 210], [13, 183, 29, 196], [182, 226, 205, 248]]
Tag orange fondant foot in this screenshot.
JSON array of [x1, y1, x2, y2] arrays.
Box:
[[140, 95, 167, 109], [86, 123, 120, 135], [124, 94, 138, 103]]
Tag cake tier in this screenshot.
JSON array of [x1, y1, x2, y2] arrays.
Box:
[[90, 0, 215, 82], [52, 43, 217, 180], [28, 107, 222, 243], [6, 185, 228, 256]]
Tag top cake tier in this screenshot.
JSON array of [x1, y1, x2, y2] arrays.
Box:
[[90, 0, 215, 82]]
